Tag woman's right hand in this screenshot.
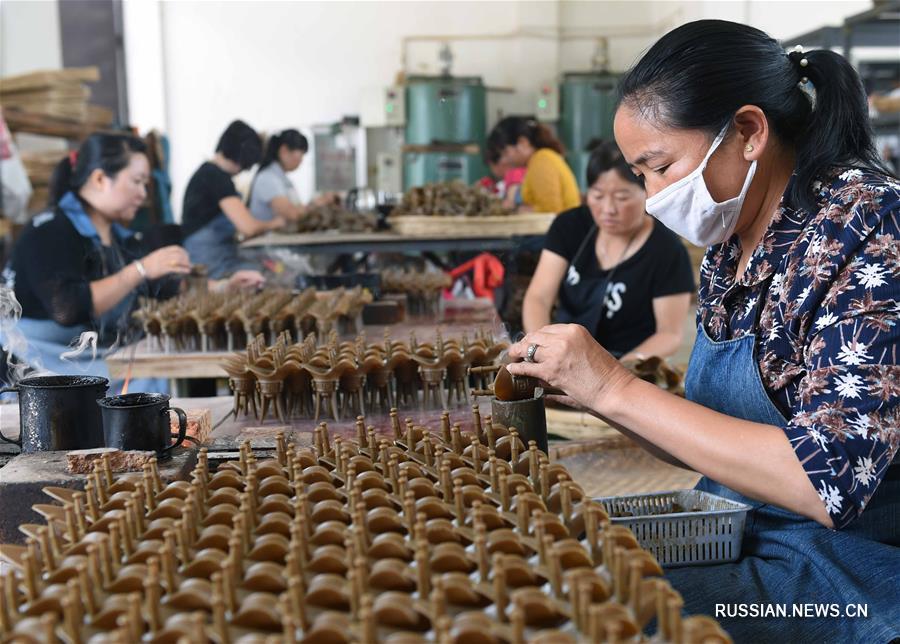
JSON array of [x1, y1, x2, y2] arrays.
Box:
[[312, 192, 338, 207], [141, 245, 192, 280], [268, 215, 287, 231]]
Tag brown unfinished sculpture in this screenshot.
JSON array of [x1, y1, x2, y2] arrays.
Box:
[[390, 181, 511, 218], [133, 287, 373, 353], [284, 203, 378, 234], [380, 270, 452, 317], [223, 329, 508, 423], [621, 357, 686, 397], [0, 414, 731, 644]]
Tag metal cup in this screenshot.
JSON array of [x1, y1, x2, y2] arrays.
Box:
[[97, 393, 187, 457], [0, 375, 108, 453]]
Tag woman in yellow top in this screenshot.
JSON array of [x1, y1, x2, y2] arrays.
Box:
[[487, 117, 580, 213]]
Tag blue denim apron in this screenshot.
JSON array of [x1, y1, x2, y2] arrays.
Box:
[[9, 314, 167, 395], [1, 200, 167, 394], [182, 212, 255, 279], [668, 322, 900, 643]]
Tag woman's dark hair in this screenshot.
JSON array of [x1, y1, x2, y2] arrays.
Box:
[[585, 139, 644, 189], [488, 116, 565, 156], [619, 19, 893, 212], [48, 132, 147, 205], [259, 129, 309, 172], [483, 143, 502, 165], [216, 119, 262, 170]]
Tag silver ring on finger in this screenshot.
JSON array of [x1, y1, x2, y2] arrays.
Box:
[[525, 343, 539, 363]]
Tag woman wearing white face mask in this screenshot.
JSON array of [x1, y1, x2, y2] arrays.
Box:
[[507, 20, 899, 643]]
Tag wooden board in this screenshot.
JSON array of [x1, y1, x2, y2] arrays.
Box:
[[106, 347, 233, 379], [0, 67, 99, 92], [3, 108, 113, 140], [551, 435, 701, 498], [241, 224, 549, 250], [401, 143, 481, 155], [243, 230, 397, 248], [387, 212, 556, 237], [20, 150, 64, 186]]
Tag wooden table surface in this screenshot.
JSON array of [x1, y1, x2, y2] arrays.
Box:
[[106, 297, 504, 380], [239, 229, 548, 254]]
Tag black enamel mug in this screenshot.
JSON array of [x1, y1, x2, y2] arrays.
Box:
[[97, 393, 187, 456], [0, 375, 109, 453]]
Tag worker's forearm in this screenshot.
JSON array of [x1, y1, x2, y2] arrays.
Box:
[[90, 263, 143, 316], [620, 331, 683, 361], [522, 295, 552, 333], [242, 218, 281, 238], [598, 378, 832, 526], [579, 403, 692, 469]]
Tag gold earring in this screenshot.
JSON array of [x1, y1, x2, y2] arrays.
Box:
[[745, 144, 754, 153]]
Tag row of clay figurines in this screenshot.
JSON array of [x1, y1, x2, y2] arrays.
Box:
[[223, 329, 508, 423], [1, 425, 728, 644], [380, 269, 452, 318], [133, 287, 373, 353]]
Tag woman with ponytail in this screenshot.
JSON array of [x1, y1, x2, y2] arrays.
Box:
[[248, 129, 334, 224], [505, 20, 899, 642], [2, 133, 264, 391], [2, 133, 189, 391], [487, 116, 580, 213], [182, 120, 281, 279]]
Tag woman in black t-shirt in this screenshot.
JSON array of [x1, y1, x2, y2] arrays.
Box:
[[522, 141, 694, 359], [1, 133, 267, 390], [181, 120, 284, 279]]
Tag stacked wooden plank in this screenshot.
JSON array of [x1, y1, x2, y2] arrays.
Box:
[[19, 149, 63, 213], [0, 67, 113, 139]]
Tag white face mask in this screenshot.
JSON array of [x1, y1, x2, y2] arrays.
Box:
[[644, 125, 756, 247]]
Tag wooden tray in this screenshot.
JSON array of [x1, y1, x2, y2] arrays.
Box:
[[387, 212, 556, 237], [551, 435, 701, 498]]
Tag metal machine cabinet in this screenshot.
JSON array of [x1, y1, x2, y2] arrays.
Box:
[[403, 150, 487, 189], [405, 76, 487, 146], [559, 73, 619, 189]]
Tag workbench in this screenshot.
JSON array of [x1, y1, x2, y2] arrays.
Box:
[[240, 230, 546, 254]]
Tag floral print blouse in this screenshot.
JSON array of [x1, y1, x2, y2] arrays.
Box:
[[697, 167, 899, 529]]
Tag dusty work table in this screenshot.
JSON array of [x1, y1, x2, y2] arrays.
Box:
[[240, 229, 547, 254]]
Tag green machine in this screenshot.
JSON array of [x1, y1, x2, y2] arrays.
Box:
[[403, 75, 487, 188], [558, 72, 619, 190], [403, 150, 487, 188], [405, 75, 486, 145]]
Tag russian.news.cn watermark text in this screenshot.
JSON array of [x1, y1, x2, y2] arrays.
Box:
[[715, 604, 869, 619]]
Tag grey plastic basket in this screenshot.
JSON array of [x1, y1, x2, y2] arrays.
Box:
[[594, 489, 751, 567]]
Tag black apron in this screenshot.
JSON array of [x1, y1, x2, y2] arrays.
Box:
[[554, 223, 614, 346]]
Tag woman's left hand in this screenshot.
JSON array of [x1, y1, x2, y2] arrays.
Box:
[[312, 192, 338, 207], [506, 324, 635, 414]]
